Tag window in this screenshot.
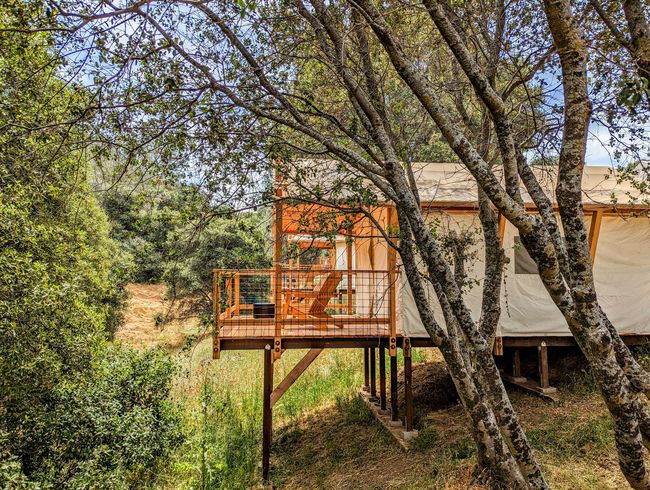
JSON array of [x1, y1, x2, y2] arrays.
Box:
[[514, 236, 538, 274]]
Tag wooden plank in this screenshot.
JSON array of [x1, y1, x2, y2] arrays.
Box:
[[262, 347, 273, 482], [270, 348, 323, 407], [221, 316, 391, 326], [588, 209, 604, 262]]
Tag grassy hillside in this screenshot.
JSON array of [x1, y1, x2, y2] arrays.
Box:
[[119, 284, 627, 489]]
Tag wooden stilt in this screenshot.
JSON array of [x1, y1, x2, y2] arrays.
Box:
[[370, 347, 377, 400], [538, 342, 549, 389], [363, 347, 370, 391], [513, 349, 522, 378], [390, 354, 399, 422], [404, 345, 414, 432], [262, 346, 273, 482], [379, 346, 387, 411]]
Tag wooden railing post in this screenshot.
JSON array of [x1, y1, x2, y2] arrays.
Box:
[[387, 206, 398, 357], [272, 182, 283, 360], [388, 269, 397, 357], [346, 242, 353, 315], [234, 273, 240, 316]]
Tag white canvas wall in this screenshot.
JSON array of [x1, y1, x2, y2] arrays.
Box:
[[392, 214, 650, 338]]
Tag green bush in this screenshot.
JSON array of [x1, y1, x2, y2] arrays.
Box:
[[0, 11, 182, 487], [26, 347, 183, 488]]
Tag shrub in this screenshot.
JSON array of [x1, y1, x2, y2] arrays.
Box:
[[25, 347, 183, 488]]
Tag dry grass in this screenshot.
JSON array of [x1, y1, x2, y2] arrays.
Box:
[[117, 284, 204, 351]]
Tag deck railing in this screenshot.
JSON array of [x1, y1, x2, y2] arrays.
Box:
[[213, 268, 397, 342]]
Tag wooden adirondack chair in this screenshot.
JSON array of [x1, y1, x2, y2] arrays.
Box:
[[282, 270, 343, 329]]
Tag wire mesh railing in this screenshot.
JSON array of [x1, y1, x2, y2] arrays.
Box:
[[213, 267, 397, 339]]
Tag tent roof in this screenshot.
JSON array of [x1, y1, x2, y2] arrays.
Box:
[[413, 163, 639, 205], [411, 162, 644, 207], [284, 160, 647, 208]]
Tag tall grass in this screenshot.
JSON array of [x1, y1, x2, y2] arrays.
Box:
[[158, 339, 365, 488]]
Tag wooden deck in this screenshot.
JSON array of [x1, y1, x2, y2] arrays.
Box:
[[213, 268, 398, 358], [219, 316, 391, 339]]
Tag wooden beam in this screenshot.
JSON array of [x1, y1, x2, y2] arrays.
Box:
[[262, 347, 273, 482], [270, 348, 323, 407], [588, 209, 604, 262]]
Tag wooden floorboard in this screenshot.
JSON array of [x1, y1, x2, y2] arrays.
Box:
[[219, 322, 391, 339]]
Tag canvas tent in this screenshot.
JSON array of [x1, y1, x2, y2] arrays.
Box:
[[289, 162, 650, 339]]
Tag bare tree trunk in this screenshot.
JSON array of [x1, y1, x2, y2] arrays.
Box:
[[544, 0, 650, 487], [387, 163, 548, 489], [396, 209, 531, 489]]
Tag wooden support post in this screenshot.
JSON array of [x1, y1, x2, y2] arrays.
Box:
[[271, 348, 322, 407], [379, 346, 387, 412], [369, 347, 377, 400], [513, 349, 522, 378], [363, 348, 370, 391], [262, 346, 273, 482], [404, 341, 414, 432], [498, 212, 507, 244], [387, 206, 398, 357], [390, 354, 399, 422], [588, 209, 604, 263], [538, 342, 549, 389], [272, 182, 283, 360], [234, 273, 240, 316], [403, 338, 414, 432]]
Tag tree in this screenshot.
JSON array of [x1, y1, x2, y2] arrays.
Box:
[[0, 4, 182, 485], [9, 0, 650, 487]]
